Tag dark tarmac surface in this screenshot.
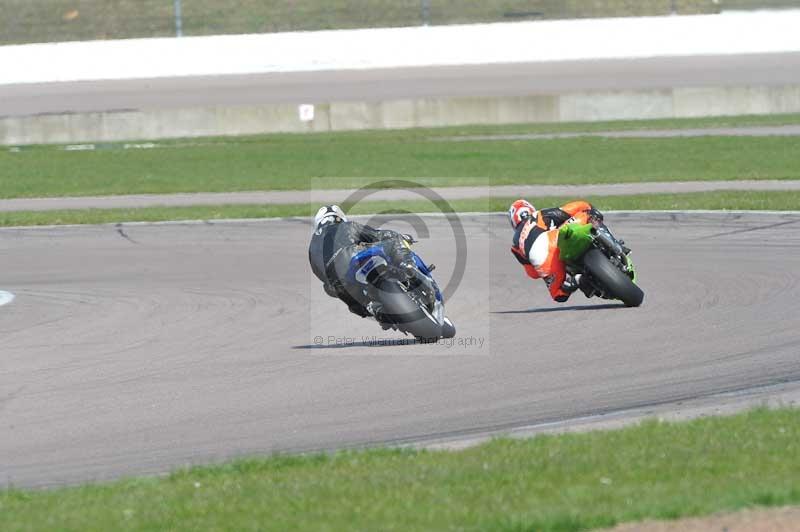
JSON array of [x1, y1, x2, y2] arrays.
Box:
[[2, 212, 799, 487]]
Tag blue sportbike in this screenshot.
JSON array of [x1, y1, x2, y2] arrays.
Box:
[[346, 239, 456, 342]]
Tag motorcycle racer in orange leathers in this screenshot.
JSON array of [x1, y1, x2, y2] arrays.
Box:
[[509, 199, 603, 302]]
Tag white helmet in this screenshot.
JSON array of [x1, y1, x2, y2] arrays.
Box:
[[314, 205, 347, 231]]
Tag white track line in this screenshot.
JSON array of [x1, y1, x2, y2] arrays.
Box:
[[0, 290, 15, 307], [417, 380, 800, 451], [0, 210, 798, 232]]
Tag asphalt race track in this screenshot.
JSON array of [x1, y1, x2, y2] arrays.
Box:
[[3, 53, 800, 116], [2, 212, 800, 487]]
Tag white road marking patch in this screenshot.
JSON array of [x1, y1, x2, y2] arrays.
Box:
[[63, 144, 96, 151], [0, 291, 15, 307], [47, 140, 223, 152], [123, 143, 158, 150]]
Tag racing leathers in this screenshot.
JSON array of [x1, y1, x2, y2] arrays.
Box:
[[511, 201, 600, 303], [309, 220, 414, 319]]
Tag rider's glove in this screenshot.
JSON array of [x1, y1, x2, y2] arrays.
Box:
[[400, 233, 417, 245], [587, 207, 604, 224]]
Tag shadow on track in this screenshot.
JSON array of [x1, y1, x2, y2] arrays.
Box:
[[493, 303, 626, 314], [293, 339, 422, 350]]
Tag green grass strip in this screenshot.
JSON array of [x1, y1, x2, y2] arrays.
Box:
[[3, 114, 800, 199], [3, 407, 800, 531], [1, 0, 722, 45], [1, 190, 798, 227]]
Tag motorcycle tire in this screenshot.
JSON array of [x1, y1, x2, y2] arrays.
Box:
[[376, 280, 443, 342], [583, 248, 644, 307]]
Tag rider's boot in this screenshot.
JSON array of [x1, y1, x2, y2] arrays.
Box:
[[394, 261, 421, 288], [577, 274, 596, 298], [562, 273, 581, 295]]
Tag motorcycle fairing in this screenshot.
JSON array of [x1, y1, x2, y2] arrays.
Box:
[[411, 251, 443, 303], [347, 245, 389, 286], [557, 222, 594, 263]]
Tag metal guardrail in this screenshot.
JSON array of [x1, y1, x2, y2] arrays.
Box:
[[2, 0, 779, 46]]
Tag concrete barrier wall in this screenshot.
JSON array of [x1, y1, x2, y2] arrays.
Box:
[[4, 85, 800, 146], [3, 11, 799, 144]]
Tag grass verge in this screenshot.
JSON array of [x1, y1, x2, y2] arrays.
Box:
[[3, 114, 800, 199], [1, 191, 798, 227], [3, 407, 800, 531]]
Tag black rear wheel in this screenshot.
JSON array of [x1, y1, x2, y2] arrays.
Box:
[[441, 317, 456, 339], [583, 248, 644, 307], [376, 281, 442, 341]]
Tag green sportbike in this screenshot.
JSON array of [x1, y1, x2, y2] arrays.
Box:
[[558, 219, 644, 307]]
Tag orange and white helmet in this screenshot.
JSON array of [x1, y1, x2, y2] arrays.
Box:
[[508, 199, 536, 228]]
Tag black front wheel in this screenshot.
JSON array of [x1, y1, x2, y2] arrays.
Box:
[[583, 248, 644, 307]]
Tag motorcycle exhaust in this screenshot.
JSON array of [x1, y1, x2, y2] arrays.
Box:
[[593, 226, 624, 257]]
